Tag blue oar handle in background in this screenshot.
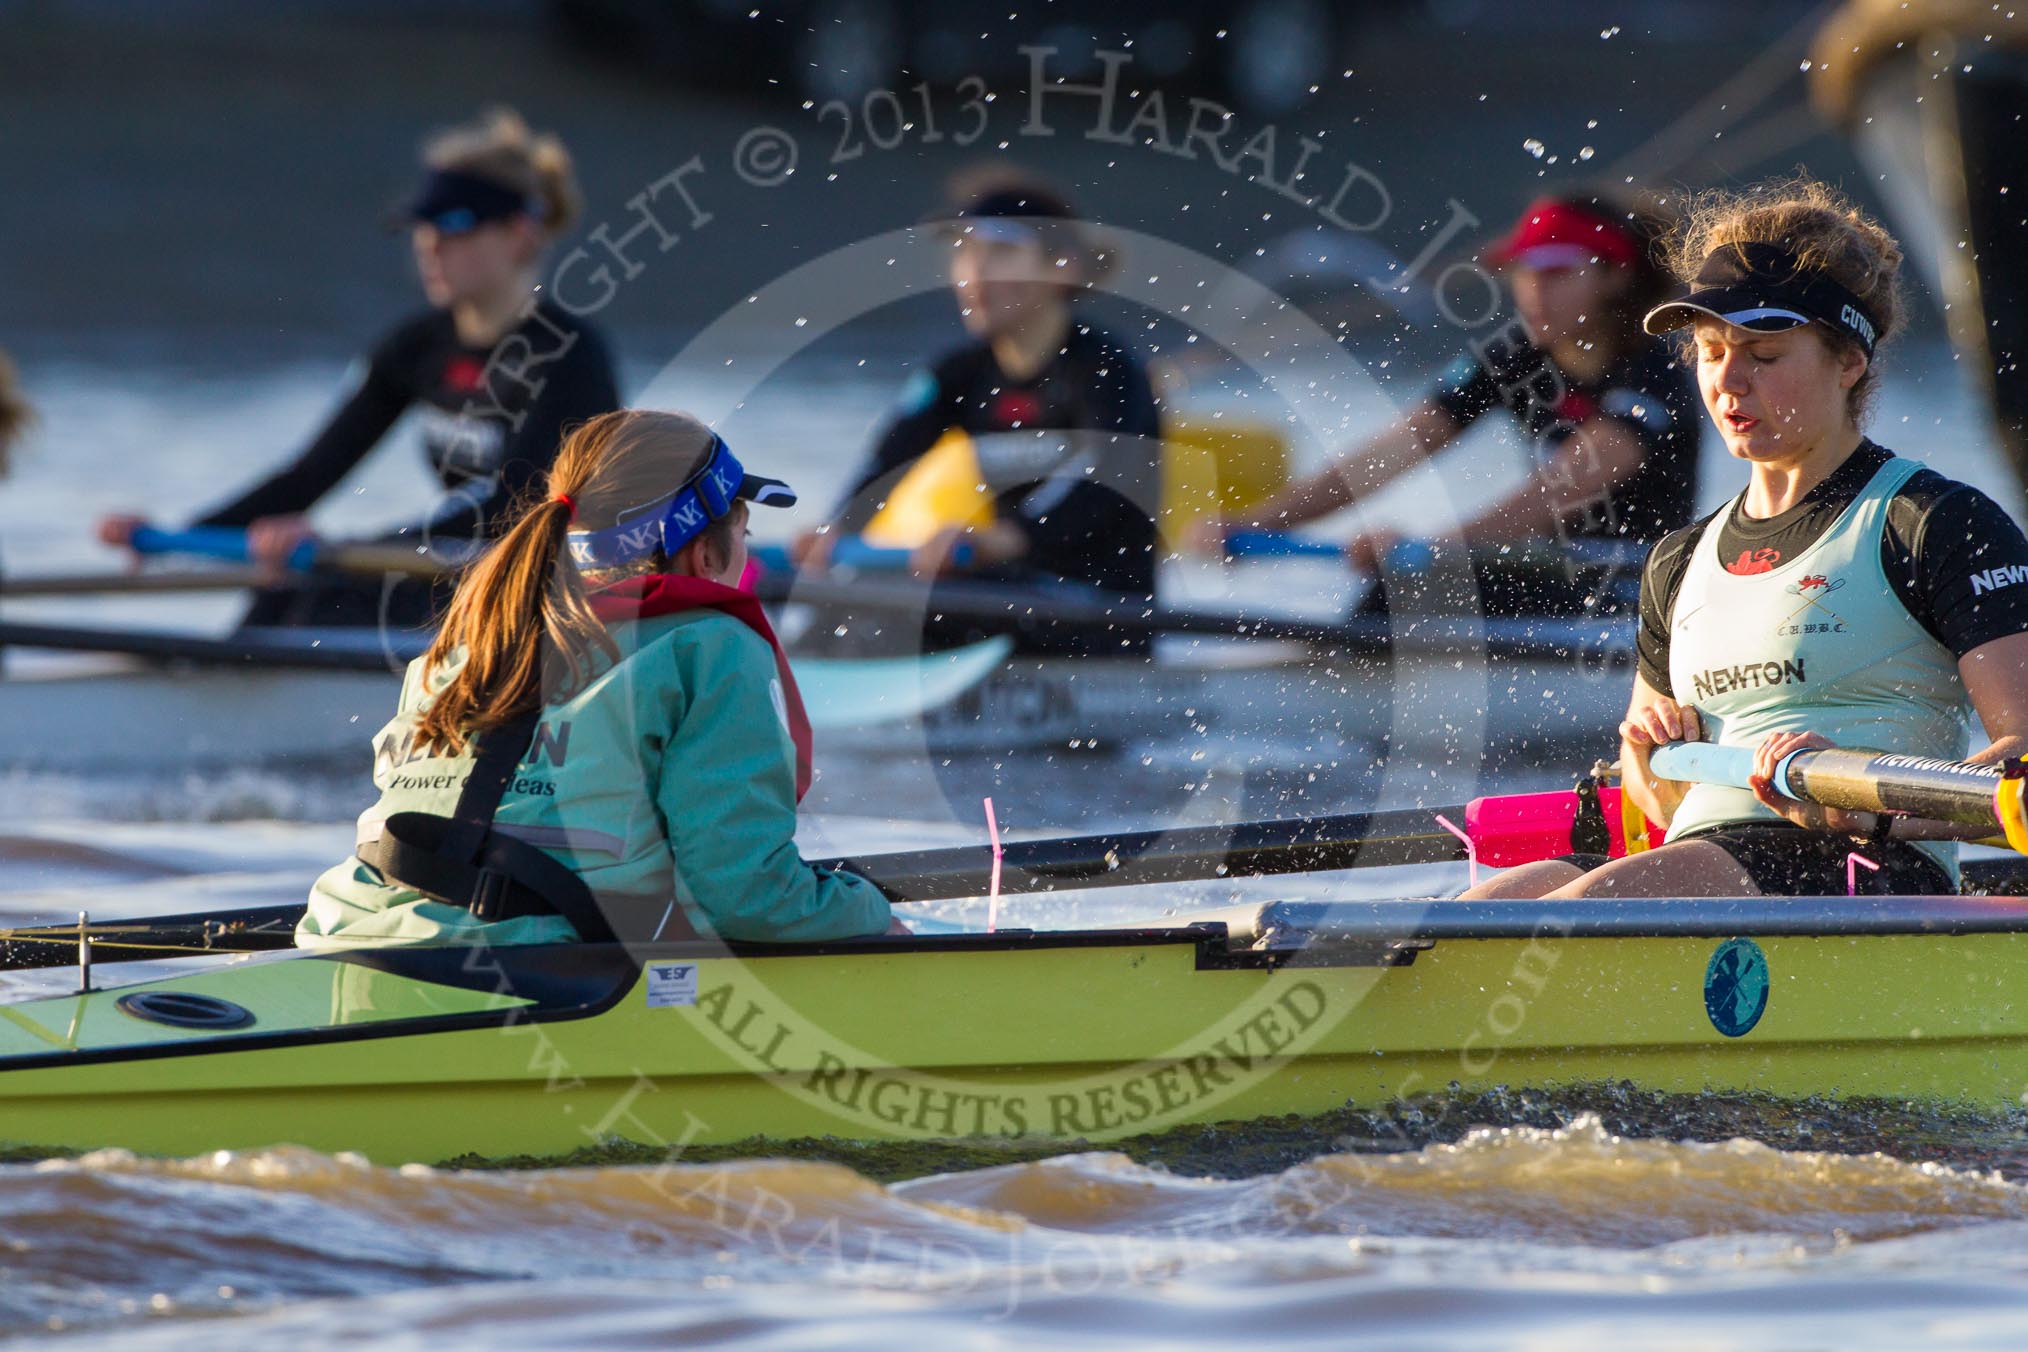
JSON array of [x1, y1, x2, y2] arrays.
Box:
[[1223, 530, 1436, 572], [130, 525, 319, 572], [1223, 530, 1346, 560], [1224, 529, 1650, 574], [750, 537, 973, 574], [1647, 742, 1804, 799]]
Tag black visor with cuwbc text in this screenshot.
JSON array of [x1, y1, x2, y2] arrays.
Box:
[[1644, 241, 1881, 357]]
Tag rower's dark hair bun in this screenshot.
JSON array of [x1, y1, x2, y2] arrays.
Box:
[[1669, 175, 1905, 419]]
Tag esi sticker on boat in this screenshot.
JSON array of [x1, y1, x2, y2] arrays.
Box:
[[645, 962, 699, 1008]]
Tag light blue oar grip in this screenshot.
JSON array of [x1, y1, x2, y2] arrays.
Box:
[[130, 525, 317, 572], [1647, 742, 1803, 799], [833, 539, 943, 570], [1224, 530, 1346, 560], [1648, 742, 1753, 788], [749, 537, 973, 573]]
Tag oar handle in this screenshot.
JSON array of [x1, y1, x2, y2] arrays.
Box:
[[130, 525, 318, 572], [751, 537, 973, 574], [1646, 742, 1790, 794], [1223, 530, 1346, 560], [1222, 531, 1436, 571], [1648, 741, 2028, 851]]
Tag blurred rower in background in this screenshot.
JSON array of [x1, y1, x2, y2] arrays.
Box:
[[96, 107, 620, 631], [0, 353, 30, 481], [1193, 187, 1699, 617], [0, 351, 33, 634], [793, 170, 1162, 655]]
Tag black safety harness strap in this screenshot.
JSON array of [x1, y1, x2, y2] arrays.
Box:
[[360, 710, 624, 944]]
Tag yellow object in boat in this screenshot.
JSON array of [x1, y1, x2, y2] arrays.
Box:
[[860, 420, 1289, 549], [1162, 414, 1289, 534], [860, 432, 994, 549]]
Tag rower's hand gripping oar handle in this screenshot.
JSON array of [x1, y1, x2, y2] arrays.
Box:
[[1649, 740, 2028, 853], [1646, 742, 1791, 794], [130, 525, 319, 572]]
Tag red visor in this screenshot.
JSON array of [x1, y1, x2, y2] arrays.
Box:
[[1484, 200, 1641, 270]]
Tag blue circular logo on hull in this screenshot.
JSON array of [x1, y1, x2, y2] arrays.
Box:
[[1705, 937, 1769, 1038]]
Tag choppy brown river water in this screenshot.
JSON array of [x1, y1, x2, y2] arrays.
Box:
[[10, 1095, 2028, 1348]]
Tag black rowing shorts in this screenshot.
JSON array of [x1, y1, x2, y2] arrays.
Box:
[[1559, 822, 1953, 895], [1673, 822, 1953, 896]]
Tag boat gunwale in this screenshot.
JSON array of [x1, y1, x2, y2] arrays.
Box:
[[8, 892, 2028, 1075]]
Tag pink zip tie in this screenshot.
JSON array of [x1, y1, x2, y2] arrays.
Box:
[[984, 797, 1004, 934], [1847, 851, 1880, 896], [1435, 814, 1477, 890]]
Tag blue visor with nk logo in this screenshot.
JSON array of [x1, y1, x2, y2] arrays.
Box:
[[564, 435, 796, 569]]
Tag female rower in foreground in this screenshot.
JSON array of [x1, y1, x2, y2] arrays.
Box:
[[298, 409, 897, 948], [98, 108, 620, 629], [1468, 176, 2028, 901], [1192, 188, 1697, 614]]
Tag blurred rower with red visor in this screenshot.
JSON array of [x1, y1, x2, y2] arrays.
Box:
[[1192, 188, 1700, 618]]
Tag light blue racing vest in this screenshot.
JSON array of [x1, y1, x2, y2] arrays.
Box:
[[1666, 455, 1971, 879]]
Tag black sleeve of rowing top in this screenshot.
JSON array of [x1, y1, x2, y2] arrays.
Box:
[[831, 349, 969, 533], [1635, 516, 1712, 698], [1428, 352, 1499, 431], [1004, 335, 1163, 584], [1884, 470, 2028, 657], [192, 320, 424, 527], [413, 320, 622, 541]]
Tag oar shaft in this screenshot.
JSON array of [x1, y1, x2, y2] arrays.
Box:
[[318, 542, 469, 579], [0, 904, 302, 970], [820, 808, 1467, 902], [0, 620, 418, 672], [1785, 748, 2014, 827], [0, 568, 277, 598]]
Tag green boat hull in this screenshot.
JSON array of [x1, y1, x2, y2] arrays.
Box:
[[5, 895, 2028, 1163]]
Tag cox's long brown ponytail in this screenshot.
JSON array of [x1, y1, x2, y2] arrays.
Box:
[[411, 409, 726, 756]]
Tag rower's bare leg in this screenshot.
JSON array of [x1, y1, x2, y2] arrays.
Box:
[[1459, 861, 1584, 899], [1543, 841, 1758, 899]]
